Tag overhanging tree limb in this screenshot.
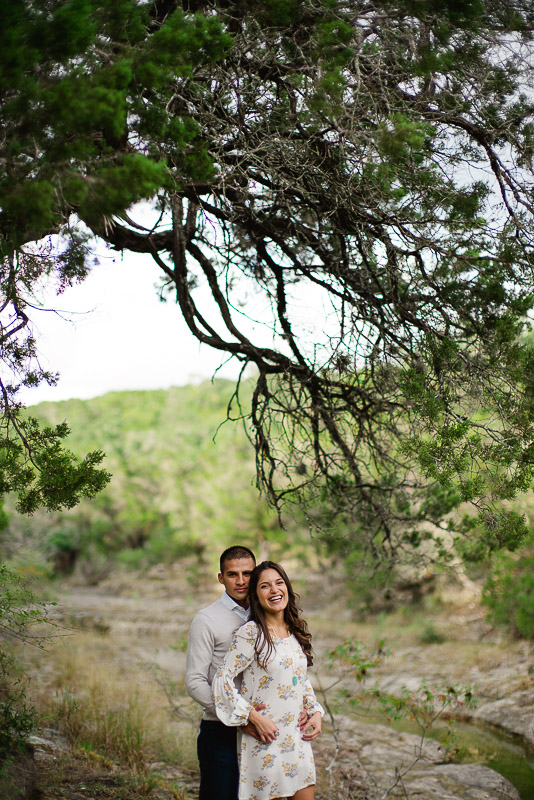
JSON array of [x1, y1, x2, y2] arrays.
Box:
[[3, 0, 534, 557]]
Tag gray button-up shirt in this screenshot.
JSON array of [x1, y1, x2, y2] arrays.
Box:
[[185, 592, 250, 721]]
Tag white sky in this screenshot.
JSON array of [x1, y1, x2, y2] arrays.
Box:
[[19, 247, 246, 407], [16, 213, 341, 408]]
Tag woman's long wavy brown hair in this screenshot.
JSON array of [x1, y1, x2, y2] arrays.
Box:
[[248, 561, 313, 667]]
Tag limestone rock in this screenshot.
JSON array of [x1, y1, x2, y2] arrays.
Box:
[[400, 763, 521, 800], [318, 718, 521, 800], [471, 691, 534, 748]]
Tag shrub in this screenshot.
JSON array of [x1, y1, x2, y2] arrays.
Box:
[[0, 564, 51, 758], [418, 619, 447, 645], [482, 539, 534, 639], [0, 649, 35, 757]]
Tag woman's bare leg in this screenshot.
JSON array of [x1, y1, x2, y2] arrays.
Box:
[[290, 785, 314, 800]]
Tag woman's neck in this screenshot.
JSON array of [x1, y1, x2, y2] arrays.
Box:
[[265, 610, 288, 637]]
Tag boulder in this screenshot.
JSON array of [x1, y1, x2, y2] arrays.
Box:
[[398, 763, 521, 800], [318, 718, 521, 800]]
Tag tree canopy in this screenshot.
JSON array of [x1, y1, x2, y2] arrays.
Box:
[[0, 0, 228, 511], [2, 0, 534, 561]]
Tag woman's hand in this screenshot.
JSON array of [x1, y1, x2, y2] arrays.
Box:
[[241, 703, 266, 741], [300, 711, 322, 741], [248, 707, 279, 743]]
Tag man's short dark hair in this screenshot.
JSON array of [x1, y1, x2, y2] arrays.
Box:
[[219, 545, 256, 573]]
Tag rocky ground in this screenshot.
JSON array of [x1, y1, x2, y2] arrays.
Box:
[[11, 565, 533, 800], [367, 611, 534, 749], [316, 716, 521, 800], [25, 709, 522, 800]]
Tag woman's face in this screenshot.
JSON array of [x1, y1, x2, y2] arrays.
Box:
[[256, 568, 289, 614]]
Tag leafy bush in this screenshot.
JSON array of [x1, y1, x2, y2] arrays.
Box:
[[0, 650, 34, 758], [0, 564, 52, 758], [418, 619, 447, 645], [482, 547, 534, 639]]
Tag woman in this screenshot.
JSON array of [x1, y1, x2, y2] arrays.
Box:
[[212, 561, 323, 800]]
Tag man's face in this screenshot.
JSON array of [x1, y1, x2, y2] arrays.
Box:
[[218, 556, 255, 608]]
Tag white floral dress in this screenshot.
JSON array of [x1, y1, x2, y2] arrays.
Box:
[[212, 620, 324, 800]]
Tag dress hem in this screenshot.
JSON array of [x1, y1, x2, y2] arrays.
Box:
[[240, 780, 316, 800]]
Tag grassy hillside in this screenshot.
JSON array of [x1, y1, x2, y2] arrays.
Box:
[[3, 380, 313, 579], [2, 380, 534, 640]]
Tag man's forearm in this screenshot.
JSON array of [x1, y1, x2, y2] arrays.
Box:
[[185, 672, 217, 715]]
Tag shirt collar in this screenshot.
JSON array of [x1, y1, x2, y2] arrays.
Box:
[[220, 590, 250, 621]]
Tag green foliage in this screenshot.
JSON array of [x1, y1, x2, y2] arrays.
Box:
[[0, 563, 53, 757], [0, 656, 34, 761], [327, 638, 390, 683], [3, 0, 534, 574], [324, 638, 476, 759], [5, 382, 313, 573], [367, 681, 476, 753], [418, 620, 447, 645], [0, 0, 230, 502], [0, 0, 229, 254], [0, 413, 110, 514], [397, 332, 534, 556], [482, 540, 534, 639]]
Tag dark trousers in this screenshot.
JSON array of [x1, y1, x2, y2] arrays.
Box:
[[197, 719, 239, 800]]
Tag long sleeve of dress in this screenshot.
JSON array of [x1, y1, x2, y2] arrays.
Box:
[[212, 622, 256, 727], [303, 674, 324, 717]]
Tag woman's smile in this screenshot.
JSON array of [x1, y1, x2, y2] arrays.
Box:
[[257, 569, 289, 613]]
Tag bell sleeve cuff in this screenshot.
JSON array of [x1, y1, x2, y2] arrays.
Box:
[[303, 675, 324, 717], [212, 622, 257, 727]]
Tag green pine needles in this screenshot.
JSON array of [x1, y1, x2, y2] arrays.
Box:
[[2, 0, 534, 565]]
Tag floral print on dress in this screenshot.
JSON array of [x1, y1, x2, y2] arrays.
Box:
[[277, 683, 297, 701], [252, 741, 270, 757], [279, 734, 295, 753], [212, 621, 323, 800], [282, 762, 299, 778], [280, 711, 295, 727]]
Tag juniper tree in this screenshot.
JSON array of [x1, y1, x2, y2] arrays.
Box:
[[4, 0, 534, 561], [0, 0, 228, 511], [93, 0, 534, 563]]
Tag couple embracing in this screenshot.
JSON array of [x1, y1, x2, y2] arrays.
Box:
[[186, 546, 324, 800]]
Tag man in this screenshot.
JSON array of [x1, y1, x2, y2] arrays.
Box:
[[185, 545, 257, 800]]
